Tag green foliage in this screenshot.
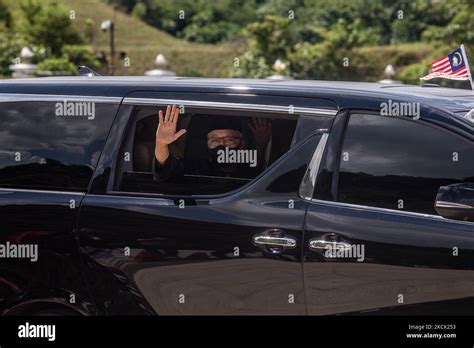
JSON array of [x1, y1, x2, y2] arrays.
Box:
[[19, 0, 82, 55], [131, 2, 146, 19], [0, 0, 16, 76], [398, 62, 430, 85], [288, 42, 338, 80], [180, 68, 204, 77], [355, 44, 433, 80], [234, 15, 381, 79], [244, 16, 294, 63], [108, 0, 260, 43], [231, 15, 293, 78], [84, 18, 95, 43], [0, 32, 23, 76], [231, 51, 275, 78], [182, 21, 238, 44], [3, 0, 474, 83], [36, 57, 77, 74], [0, 0, 103, 77], [0, 0, 12, 29], [62, 45, 100, 69], [103, 0, 474, 82], [422, 0, 474, 47]]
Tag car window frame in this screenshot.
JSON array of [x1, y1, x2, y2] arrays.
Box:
[[0, 95, 121, 193], [106, 97, 337, 200], [314, 108, 474, 219]]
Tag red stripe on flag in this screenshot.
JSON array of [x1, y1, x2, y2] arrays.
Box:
[[431, 56, 448, 65], [433, 58, 449, 67], [433, 61, 450, 71]]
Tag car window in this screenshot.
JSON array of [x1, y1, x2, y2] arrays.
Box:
[[337, 113, 474, 215], [0, 101, 118, 191], [116, 106, 300, 196]]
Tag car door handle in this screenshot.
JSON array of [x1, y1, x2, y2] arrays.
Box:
[[253, 235, 297, 248], [253, 229, 297, 249], [309, 239, 352, 251]]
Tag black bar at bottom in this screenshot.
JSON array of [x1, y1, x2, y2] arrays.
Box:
[[0, 316, 473, 345]]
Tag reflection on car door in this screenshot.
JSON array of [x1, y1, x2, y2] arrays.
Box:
[[303, 111, 474, 315]]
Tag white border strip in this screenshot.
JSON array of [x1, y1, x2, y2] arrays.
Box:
[[0, 187, 85, 195], [122, 97, 337, 116], [0, 93, 122, 104]]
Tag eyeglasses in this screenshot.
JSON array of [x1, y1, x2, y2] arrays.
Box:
[[207, 136, 242, 148]]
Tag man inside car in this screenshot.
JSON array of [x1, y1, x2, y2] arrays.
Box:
[[154, 104, 271, 182]]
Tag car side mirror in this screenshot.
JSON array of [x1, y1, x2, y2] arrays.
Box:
[[435, 183, 474, 222]]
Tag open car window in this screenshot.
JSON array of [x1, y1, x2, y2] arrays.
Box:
[[115, 106, 300, 196]]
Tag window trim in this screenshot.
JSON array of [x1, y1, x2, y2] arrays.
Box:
[[0, 187, 85, 196], [122, 97, 337, 116], [109, 99, 331, 200], [309, 198, 474, 224], [109, 97, 338, 200], [0, 93, 122, 104]]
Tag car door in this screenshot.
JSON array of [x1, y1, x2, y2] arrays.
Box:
[[77, 91, 337, 315], [303, 109, 474, 315], [0, 96, 118, 315]]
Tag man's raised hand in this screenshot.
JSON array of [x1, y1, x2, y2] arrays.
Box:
[[155, 105, 186, 165], [156, 105, 187, 145]]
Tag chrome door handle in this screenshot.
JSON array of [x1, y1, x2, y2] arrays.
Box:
[[309, 239, 352, 251], [253, 229, 297, 250], [253, 235, 297, 248]]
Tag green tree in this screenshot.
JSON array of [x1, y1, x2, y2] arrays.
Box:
[[62, 45, 100, 69], [107, 0, 261, 43], [234, 15, 380, 79], [36, 57, 77, 74], [244, 16, 294, 64], [422, 0, 474, 47], [232, 16, 294, 77], [0, 1, 19, 76], [19, 0, 82, 56], [131, 2, 146, 19], [0, 0, 12, 29], [0, 32, 23, 76]]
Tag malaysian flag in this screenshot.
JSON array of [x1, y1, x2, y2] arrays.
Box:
[[421, 45, 472, 82]]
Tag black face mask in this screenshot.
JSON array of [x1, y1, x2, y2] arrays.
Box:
[[208, 145, 233, 169]]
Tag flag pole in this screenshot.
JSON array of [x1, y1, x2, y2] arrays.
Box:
[[461, 44, 474, 90]]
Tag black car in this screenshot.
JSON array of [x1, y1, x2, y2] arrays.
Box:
[[0, 76, 473, 316]]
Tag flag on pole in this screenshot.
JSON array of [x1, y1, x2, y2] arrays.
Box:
[[420, 46, 473, 88]]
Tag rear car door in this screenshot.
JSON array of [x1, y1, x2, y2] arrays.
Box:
[[303, 109, 474, 315], [77, 91, 337, 315], [0, 95, 118, 315]]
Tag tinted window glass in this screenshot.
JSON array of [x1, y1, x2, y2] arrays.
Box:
[[338, 113, 474, 214], [0, 101, 117, 191]]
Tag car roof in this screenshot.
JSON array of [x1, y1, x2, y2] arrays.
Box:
[[1, 76, 473, 104], [0, 76, 473, 136]]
